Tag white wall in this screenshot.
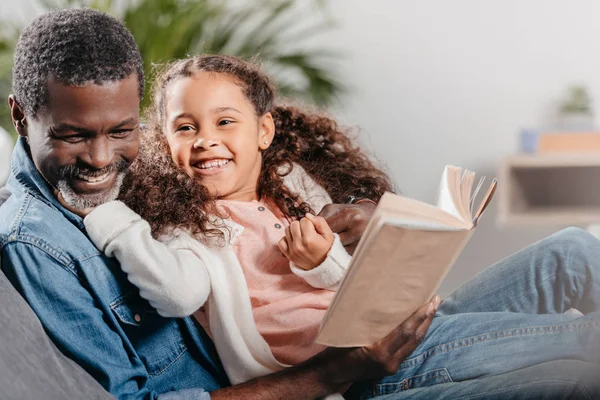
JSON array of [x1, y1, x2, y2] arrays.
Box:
[[0, 0, 43, 23], [324, 0, 600, 294], [2, 0, 599, 294]]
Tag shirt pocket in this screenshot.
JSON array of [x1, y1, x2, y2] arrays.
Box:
[[374, 368, 453, 395], [110, 292, 188, 376]]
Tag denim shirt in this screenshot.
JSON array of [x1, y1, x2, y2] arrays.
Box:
[[0, 138, 229, 399]]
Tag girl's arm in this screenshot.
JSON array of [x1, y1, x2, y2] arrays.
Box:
[[83, 200, 211, 318]]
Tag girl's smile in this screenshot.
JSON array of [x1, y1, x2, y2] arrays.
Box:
[[193, 158, 233, 176]]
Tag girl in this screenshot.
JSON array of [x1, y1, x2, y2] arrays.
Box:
[[80, 54, 397, 384]]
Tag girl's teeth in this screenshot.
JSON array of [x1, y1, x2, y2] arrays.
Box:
[[200, 159, 230, 169]]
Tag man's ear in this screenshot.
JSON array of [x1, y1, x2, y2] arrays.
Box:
[[8, 95, 28, 138], [258, 112, 275, 150]]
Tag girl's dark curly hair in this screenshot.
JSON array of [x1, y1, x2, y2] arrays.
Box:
[[119, 54, 393, 240]]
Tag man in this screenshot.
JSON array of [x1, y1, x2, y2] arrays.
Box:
[[2, 8, 600, 400]]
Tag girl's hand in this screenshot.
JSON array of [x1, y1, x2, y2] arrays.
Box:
[[54, 189, 94, 218], [278, 213, 334, 270]]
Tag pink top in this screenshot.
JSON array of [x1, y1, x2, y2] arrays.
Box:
[[216, 199, 333, 365]]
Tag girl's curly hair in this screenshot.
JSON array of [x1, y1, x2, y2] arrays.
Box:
[[118, 54, 394, 240]]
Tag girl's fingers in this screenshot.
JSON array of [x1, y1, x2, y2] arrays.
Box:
[[290, 220, 302, 242], [299, 217, 317, 238], [305, 213, 333, 240], [278, 237, 290, 258]]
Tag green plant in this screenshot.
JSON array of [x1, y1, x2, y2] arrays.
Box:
[[0, 0, 344, 139], [560, 85, 593, 115], [0, 26, 20, 138]]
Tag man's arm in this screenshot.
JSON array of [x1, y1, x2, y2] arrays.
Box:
[[210, 298, 438, 399], [1, 241, 209, 400]]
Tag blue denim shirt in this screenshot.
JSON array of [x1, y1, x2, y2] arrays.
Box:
[[0, 138, 229, 399]]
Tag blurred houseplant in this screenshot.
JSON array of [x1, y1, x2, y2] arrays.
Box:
[[0, 0, 343, 139], [0, 27, 18, 138], [557, 85, 595, 130]]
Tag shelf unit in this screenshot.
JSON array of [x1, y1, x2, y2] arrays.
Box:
[[498, 154, 600, 226]]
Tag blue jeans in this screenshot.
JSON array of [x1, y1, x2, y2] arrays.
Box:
[[355, 227, 600, 399]]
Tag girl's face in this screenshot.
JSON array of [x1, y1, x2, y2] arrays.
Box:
[[164, 72, 274, 201]]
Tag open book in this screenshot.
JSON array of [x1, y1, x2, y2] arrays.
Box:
[[315, 165, 497, 347]]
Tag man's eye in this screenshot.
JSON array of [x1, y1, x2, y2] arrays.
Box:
[[63, 135, 85, 143], [110, 130, 133, 138]]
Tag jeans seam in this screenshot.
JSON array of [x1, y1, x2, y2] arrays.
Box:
[[148, 346, 189, 376], [400, 320, 600, 368], [454, 380, 590, 400], [374, 368, 453, 395]]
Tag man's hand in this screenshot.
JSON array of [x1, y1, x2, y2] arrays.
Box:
[[312, 295, 440, 385], [278, 213, 334, 270], [54, 190, 93, 218], [318, 201, 376, 255]]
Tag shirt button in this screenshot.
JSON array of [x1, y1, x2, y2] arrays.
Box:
[[258, 206, 265, 212], [274, 223, 282, 229], [134, 314, 141, 323]]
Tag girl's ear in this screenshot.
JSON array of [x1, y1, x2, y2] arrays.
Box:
[[258, 112, 275, 150]]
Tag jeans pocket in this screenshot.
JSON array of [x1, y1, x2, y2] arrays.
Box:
[[374, 368, 453, 395]]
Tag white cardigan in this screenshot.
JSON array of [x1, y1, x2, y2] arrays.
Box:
[[84, 165, 352, 385]]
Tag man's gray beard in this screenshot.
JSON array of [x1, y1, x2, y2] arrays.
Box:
[[56, 172, 125, 209]]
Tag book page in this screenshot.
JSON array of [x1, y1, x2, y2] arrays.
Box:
[[459, 169, 475, 220], [378, 192, 467, 229], [436, 166, 464, 221]]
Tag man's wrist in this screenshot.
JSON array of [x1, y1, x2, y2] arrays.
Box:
[[347, 196, 377, 207], [301, 348, 357, 391], [355, 198, 377, 207]]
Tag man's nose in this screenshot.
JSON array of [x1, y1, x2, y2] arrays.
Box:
[[81, 137, 114, 169]]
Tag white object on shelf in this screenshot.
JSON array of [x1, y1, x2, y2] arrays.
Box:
[[586, 224, 600, 239]]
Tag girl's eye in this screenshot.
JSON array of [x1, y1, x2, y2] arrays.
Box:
[[176, 125, 194, 133], [218, 119, 233, 126]]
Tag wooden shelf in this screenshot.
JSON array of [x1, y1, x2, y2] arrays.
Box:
[[503, 154, 600, 168], [498, 154, 600, 226], [499, 207, 600, 226]]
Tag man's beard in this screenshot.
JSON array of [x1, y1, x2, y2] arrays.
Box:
[[55, 159, 129, 209]]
